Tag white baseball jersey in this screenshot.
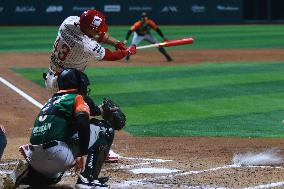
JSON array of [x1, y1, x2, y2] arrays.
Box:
[[50, 16, 105, 72]]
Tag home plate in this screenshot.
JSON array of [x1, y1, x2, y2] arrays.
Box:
[[130, 168, 181, 174]]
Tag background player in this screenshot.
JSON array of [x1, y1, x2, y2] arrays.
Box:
[[45, 9, 136, 93], [123, 12, 173, 62], [4, 69, 126, 189]]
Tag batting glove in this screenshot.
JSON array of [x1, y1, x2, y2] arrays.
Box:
[[126, 45, 136, 56]]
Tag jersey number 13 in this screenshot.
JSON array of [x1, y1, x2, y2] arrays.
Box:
[[53, 37, 70, 61]]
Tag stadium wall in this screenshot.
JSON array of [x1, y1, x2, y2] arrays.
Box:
[[0, 0, 282, 26]]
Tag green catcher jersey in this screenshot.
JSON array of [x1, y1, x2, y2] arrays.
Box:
[[30, 91, 89, 145]]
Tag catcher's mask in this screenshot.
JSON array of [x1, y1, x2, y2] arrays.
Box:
[[57, 69, 90, 95]]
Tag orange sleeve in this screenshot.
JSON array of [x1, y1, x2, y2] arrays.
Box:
[[74, 95, 90, 115], [130, 21, 142, 32], [147, 19, 158, 30]]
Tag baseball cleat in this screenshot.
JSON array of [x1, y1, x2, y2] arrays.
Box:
[[3, 160, 29, 189], [105, 154, 119, 163], [105, 150, 119, 163], [75, 174, 108, 189]]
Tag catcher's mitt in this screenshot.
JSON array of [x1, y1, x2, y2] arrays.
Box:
[[101, 98, 126, 130]]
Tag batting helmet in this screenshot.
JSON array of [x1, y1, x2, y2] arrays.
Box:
[[80, 9, 108, 33], [57, 69, 90, 95]]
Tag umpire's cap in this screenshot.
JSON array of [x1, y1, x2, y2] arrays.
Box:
[[57, 69, 90, 95], [80, 9, 108, 33]]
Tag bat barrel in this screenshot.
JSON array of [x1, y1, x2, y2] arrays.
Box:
[[137, 37, 194, 50], [162, 38, 194, 47]]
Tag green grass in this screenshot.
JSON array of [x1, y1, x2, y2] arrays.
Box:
[[12, 62, 284, 138], [1, 25, 284, 52]]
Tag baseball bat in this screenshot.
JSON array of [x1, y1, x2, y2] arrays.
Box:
[[137, 37, 194, 50]]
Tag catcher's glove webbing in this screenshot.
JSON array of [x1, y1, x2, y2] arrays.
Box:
[[101, 98, 126, 130]]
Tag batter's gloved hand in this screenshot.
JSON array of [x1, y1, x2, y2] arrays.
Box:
[[126, 45, 136, 56], [101, 98, 126, 130], [115, 42, 127, 50]]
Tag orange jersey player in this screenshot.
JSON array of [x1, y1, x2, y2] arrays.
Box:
[[124, 12, 173, 62]]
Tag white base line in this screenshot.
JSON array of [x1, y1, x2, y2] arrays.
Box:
[[244, 181, 284, 189], [113, 164, 284, 188], [0, 76, 43, 109], [0, 161, 18, 166], [112, 165, 237, 188]]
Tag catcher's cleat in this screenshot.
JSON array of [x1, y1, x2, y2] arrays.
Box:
[[3, 160, 29, 189], [75, 174, 108, 189]]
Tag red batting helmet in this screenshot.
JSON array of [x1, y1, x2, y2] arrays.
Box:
[[80, 10, 108, 33]]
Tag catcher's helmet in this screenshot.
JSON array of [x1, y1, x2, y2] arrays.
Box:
[[57, 69, 90, 95], [80, 9, 108, 33]]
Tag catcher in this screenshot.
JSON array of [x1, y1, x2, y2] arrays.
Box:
[[124, 12, 173, 62], [3, 69, 126, 189]]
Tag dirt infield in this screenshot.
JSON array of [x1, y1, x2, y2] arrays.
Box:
[[1, 49, 284, 188]]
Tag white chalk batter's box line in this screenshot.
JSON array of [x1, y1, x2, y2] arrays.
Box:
[[113, 164, 284, 189], [1, 77, 284, 188]]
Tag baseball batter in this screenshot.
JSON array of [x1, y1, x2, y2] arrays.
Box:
[[45, 9, 136, 93], [124, 12, 173, 62], [4, 69, 125, 189], [44, 9, 135, 163]]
